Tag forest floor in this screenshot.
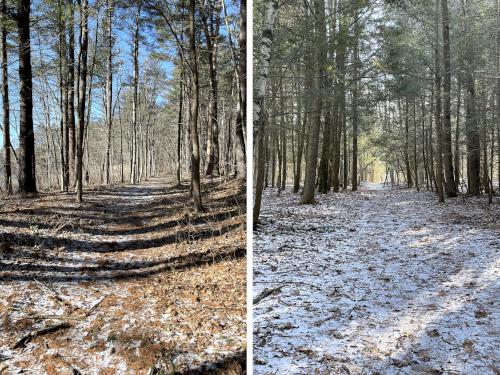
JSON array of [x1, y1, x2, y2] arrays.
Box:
[[254, 184, 499, 375], [0, 177, 246, 374]]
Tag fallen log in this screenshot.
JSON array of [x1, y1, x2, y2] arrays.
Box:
[[11, 322, 71, 349]]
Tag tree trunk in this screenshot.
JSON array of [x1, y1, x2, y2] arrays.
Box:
[[68, 0, 75, 182], [333, 8, 346, 192], [404, 99, 412, 187], [441, 0, 456, 196], [1, 0, 12, 194], [202, 0, 221, 176], [497, 0, 500, 192], [59, 0, 69, 191], [234, 0, 246, 178], [434, 0, 444, 202], [188, 0, 203, 212], [461, 0, 480, 196], [130, 3, 140, 185], [253, 0, 278, 224], [302, 0, 326, 203], [105, 0, 113, 184], [76, 0, 88, 202], [454, 80, 461, 188], [17, 0, 36, 193], [351, 11, 360, 192], [176, 62, 184, 186]]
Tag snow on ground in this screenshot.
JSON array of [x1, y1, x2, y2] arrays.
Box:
[[254, 184, 499, 375], [0, 178, 246, 374]]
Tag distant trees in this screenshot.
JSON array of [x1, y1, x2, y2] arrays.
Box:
[[0, 0, 244, 212], [253, 0, 499, 222]]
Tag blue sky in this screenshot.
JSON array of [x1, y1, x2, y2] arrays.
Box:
[[1, 0, 240, 149]]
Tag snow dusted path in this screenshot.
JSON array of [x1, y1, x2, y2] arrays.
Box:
[[254, 185, 499, 374], [0, 178, 246, 374]]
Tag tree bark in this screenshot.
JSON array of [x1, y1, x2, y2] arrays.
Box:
[[434, 0, 444, 202], [497, 0, 500, 192], [441, 0, 456, 196], [351, 10, 360, 192], [130, 3, 140, 185], [59, 0, 69, 191], [454, 80, 461, 188], [201, 0, 221, 176], [234, 0, 246, 178], [253, 0, 278, 224], [105, 0, 113, 184], [176, 62, 184, 186], [302, 0, 326, 203], [1, 0, 12, 194], [461, 0, 480, 196], [68, 0, 76, 182], [76, 0, 88, 202], [17, 0, 36, 193], [188, 0, 203, 212]]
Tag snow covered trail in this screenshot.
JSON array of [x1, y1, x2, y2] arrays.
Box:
[[0, 178, 246, 374], [254, 184, 499, 375]]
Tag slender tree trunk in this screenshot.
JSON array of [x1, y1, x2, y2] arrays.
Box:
[[76, 0, 88, 202], [343, 106, 348, 189], [497, 0, 500, 192], [302, 0, 326, 203], [176, 63, 184, 185], [434, 0, 444, 202], [17, 0, 36, 193], [404, 99, 412, 187], [105, 0, 113, 184], [318, 105, 332, 194], [130, 3, 140, 184], [279, 75, 286, 191], [351, 11, 360, 192], [234, 0, 246, 178], [1, 0, 12, 194], [413, 100, 419, 190], [454, 80, 461, 188], [68, 0, 76, 181], [188, 0, 203, 212], [202, 0, 221, 176], [481, 92, 489, 193], [461, 0, 480, 196], [253, 0, 278, 224], [441, 0, 456, 196], [59, 0, 70, 191]]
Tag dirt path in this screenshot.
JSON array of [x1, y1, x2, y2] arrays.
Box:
[[254, 185, 499, 374], [0, 178, 246, 374]]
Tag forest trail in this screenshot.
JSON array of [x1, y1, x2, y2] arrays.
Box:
[[0, 178, 246, 374], [254, 185, 499, 374]]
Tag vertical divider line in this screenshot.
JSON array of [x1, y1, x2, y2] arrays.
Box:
[[246, 0, 254, 370]]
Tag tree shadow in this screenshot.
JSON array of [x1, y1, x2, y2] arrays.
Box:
[[179, 351, 246, 374], [0, 245, 245, 282], [0, 177, 246, 283]]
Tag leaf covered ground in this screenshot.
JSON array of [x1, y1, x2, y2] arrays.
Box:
[[0, 178, 246, 374], [254, 184, 499, 375]]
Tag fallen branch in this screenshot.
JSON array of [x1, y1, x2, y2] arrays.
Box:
[[25, 315, 85, 322], [85, 296, 107, 317], [33, 278, 77, 311], [253, 285, 285, 305], [11, 322, 71, 349]]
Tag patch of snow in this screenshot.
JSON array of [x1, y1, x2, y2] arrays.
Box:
[[254, 187, 500, 374]]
